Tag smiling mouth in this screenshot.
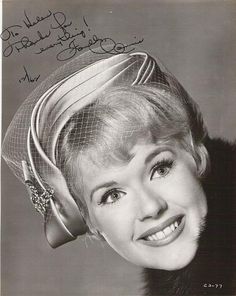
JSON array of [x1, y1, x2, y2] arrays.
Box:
[[138, 215, 185, 247]]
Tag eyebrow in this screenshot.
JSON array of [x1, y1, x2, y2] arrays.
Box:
[[90, 181, 117, 201], [90, 146, 175, 201], [144, 146, 174, 165]]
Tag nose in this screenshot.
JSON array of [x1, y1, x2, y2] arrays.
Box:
[[136, 186, 168, 221]]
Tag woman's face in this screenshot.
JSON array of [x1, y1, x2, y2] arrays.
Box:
[[80, 140, 207, 270]]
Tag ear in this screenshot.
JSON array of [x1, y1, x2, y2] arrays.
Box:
[[85, 217, 106, 241], [88, 227, 106, 241]]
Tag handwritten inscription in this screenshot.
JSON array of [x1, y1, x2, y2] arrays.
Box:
[[23, 10, 52, 29], [1, 10, 144, 61], [19, 66, 40, 83]]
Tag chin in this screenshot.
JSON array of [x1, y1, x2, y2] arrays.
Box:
[[160, 240, 199, 271], [160, 216, 207, 271]]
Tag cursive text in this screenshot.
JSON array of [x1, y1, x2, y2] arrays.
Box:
[[19, 66, 40, 83], [1, 10, 144, 62]]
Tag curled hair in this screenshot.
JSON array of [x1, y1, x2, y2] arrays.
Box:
[[56, 84, 209, 235]]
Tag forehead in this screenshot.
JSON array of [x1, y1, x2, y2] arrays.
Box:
[[80, 139, 172, 171], [78, 140, 186, 196]]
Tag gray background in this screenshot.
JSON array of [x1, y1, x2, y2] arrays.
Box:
[[2, 1, 236, 295]]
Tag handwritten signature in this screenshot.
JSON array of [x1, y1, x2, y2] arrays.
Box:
[[1, 10, 144, 62], [56, 35, 144, 61], [19, 66, 40, 83]]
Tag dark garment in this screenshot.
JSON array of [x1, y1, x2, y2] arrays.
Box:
[[143, 138, 236, 295]]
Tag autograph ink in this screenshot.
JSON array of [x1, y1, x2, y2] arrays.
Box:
[[19, 66, 40, 83], [56, 36, 144, 61], [23, 9, 53, 29], [1, 10, 144, 61]]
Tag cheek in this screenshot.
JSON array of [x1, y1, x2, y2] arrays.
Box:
[[183, 177, 206, 209], [89, 204, 135, 241], [165, 167, 207, 210]]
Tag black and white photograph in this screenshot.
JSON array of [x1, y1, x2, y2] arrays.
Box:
[[1, 1, 236, 295]]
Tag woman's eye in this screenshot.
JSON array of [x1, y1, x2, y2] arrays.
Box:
[[150, 159, 174, 180], [99, 190, 125, 206]]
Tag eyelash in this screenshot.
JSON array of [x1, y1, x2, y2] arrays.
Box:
[[150, 159, 175, 180], [98, 158, 175, 206], [98, 189, 125, 206]]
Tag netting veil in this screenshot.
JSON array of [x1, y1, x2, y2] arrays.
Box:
[[2, 50, 192, 248]]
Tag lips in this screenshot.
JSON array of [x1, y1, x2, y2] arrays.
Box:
[[137, 215, 185, 247]]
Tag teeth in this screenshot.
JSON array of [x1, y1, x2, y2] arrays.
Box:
[[156, 232, 164, 239], [159, 231, 165, 239], [151, 235, 156, 240], [145, 219, 181, 241], [163, 226, 172, 236]]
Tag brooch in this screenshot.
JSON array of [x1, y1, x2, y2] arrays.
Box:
[[22, 160, 54, 216]]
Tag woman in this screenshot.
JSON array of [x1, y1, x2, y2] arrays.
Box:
[[2, 50, 236, 295]]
